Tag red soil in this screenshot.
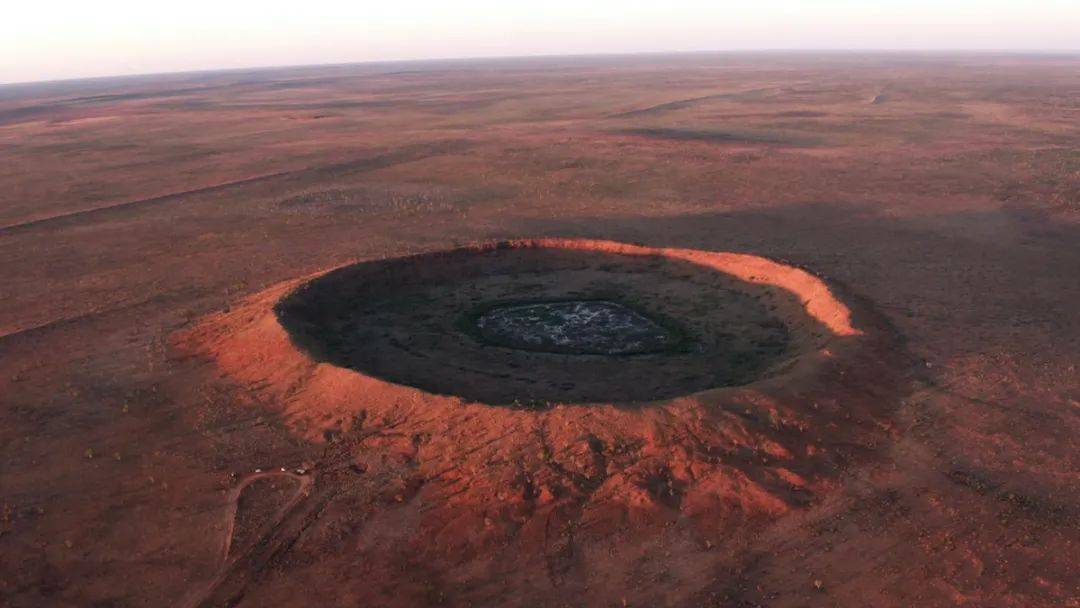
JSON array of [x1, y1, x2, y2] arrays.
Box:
[[175, 239, 911, 607], [1, 55, 1077, 608]]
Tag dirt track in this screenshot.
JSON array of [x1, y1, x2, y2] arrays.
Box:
[[1, 54, 1078, 607], [176, 470, 311, 608]]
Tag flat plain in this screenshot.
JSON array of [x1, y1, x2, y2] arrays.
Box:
[[1, 53, 1078, 607]]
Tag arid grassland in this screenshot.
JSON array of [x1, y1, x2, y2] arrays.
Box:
[[1, 53, 1077, 607]]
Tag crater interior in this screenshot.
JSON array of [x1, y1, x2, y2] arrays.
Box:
[[275, 241, 832, 405]]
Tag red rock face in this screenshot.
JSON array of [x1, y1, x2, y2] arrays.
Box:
[[176, 239, 913, 607]]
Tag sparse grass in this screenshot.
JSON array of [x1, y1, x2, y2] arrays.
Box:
[[278, 186, 462, 215], [3, 54, 1079, 608], [618, 127, 823, 147]]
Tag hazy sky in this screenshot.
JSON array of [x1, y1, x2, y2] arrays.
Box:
[[3, 0, 1078, 84]]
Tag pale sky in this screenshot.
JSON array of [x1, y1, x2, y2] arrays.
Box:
[[3, 0, 1078, 84]]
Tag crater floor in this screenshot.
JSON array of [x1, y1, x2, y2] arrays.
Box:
[[473, 299, 677, 355]]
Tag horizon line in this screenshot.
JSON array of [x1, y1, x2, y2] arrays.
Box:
[[4, 47, 1079, 88]]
